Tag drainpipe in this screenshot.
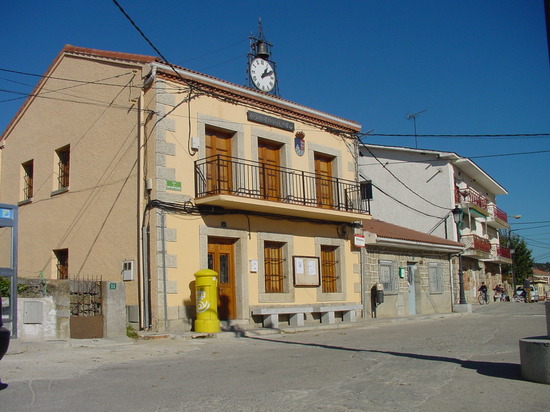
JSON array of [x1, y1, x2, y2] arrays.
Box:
[[160, 211, 168, 331], [361, 245, 368, 318], [137, 90, 149, 330], [449, 254, 455, 310]]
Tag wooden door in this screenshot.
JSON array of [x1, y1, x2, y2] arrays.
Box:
[[208, 238, 236, 320], [258, 139, 281, 201], [315, 153, 334, 208], [205, 129, 232, 194]]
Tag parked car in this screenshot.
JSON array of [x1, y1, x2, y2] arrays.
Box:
[[515, 286, 539, 302]]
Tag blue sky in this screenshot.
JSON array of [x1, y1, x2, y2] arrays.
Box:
[[2, 1, 549, 261]]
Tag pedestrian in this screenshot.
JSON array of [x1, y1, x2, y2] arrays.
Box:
[[523, 278, 531, 303], [493, 284, 502, 301], [478, 282, 488, 303]]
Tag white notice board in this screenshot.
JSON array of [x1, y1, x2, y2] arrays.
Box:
[[293, 256, 320, 286]]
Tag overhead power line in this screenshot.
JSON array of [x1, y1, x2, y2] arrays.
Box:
[[360, 133, 550, 139], [360, 144, 450, 210], [0, 68, 136, 87], [468, 150, 550, 159], [512, 220, 550, 225]]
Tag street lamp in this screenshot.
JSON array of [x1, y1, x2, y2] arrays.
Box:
[[510, 248, 516, 292], [452, 207, 467, 304], [506, 215, 521, 294]]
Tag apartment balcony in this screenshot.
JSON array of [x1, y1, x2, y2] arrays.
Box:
[[455, 187, 489, 216], [460, 234, 492, 259], [483, 244, 513, 264], [194, 155, 370, 222], [486, 204, 510, 229]]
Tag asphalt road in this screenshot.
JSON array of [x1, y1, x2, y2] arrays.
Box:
[[1, 302, 549, 411]]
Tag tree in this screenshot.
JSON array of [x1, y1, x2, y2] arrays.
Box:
[[500, 231, 534, 284]]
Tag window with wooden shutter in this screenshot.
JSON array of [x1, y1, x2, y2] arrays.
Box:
[[321, 245, 339, 293], [22, 160, 34, 200], [56, 145, 70, 190], [54, 249, 69, 279], [264, 241, 285, 293]]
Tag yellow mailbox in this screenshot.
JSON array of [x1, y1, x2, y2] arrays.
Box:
[[194, 269, 220, 333]]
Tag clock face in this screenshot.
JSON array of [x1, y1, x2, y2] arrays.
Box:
[[250, 58, 276, 92]]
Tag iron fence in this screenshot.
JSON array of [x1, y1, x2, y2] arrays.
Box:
[[195, 155, 370, 214]]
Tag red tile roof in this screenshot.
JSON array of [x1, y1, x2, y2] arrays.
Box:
[[363, 219, 463, 248], [63, 45, 160, 64], [1, 45, 361, 140]]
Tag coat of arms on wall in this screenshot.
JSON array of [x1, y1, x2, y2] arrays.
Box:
[[294, 131, 305, 156]]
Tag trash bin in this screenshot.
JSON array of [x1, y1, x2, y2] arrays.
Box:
[[194, 269, 220, 333]]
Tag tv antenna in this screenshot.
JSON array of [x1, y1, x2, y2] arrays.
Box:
[[406, 109, 427, 148]]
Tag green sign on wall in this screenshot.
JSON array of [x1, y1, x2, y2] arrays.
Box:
[[166, 180, 181, 191]]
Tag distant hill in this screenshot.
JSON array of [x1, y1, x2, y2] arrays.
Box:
[[534, 262, 550, 273]]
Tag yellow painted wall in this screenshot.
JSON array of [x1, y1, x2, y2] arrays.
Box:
[[147, 77, 363, 330]]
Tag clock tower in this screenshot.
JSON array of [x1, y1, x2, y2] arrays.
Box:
[[247, 19, 279, 96]]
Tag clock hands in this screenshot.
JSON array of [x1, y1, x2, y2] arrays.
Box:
[[261, 67, 274, 78]]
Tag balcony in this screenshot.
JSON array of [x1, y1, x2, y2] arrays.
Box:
[[487, 204, 510, 229], [194, 155, 370, 222], [483, 244, 512, 264], [455, 187, 489, 216], [460, 234, 492, 259]]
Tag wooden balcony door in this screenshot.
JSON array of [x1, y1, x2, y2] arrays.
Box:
[[208, 237, 236, 320], [315, 153, 334, 208], [206, 129, 233, 194], [258, 139, 282, 201]]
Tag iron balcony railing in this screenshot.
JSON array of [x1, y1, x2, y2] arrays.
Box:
[[461, 234, 492, 253], [488, 204, 508, 224], [195, 155, 370, 214], [493, 244, 511, 260], [455, 187, 488, 212]]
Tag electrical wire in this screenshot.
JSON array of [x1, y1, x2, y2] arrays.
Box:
[[360, 132, 550, 139], [0, 68, 137, 87], [111, 0, 196, 93], [148, 199, 361, 228], [370, 181, 450, 219], [360, 143, 451, 210], [512, 220, 550, 225]]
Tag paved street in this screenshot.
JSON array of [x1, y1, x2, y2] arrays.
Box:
[[1, 302, 549, 411]]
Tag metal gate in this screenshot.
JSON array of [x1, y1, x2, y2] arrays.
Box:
[[69, 278, 103, 339]]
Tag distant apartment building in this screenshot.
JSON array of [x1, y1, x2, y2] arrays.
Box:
[[359, 144, 512, 304]]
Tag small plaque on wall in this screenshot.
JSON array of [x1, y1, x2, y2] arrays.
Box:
[[293, 256, 320, 286]]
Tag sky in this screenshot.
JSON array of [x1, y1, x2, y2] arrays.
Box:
[[1, 1, 549, 262]]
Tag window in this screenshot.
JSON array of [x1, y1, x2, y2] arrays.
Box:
[[429, 262, 444, 294], [321, 245, 339, 293], [54, 249, 69, 279], [264, 241, 285, 293], [56, 145, 70, 190], [379, 260, 398, 294], [22, 160, 34, 200]]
